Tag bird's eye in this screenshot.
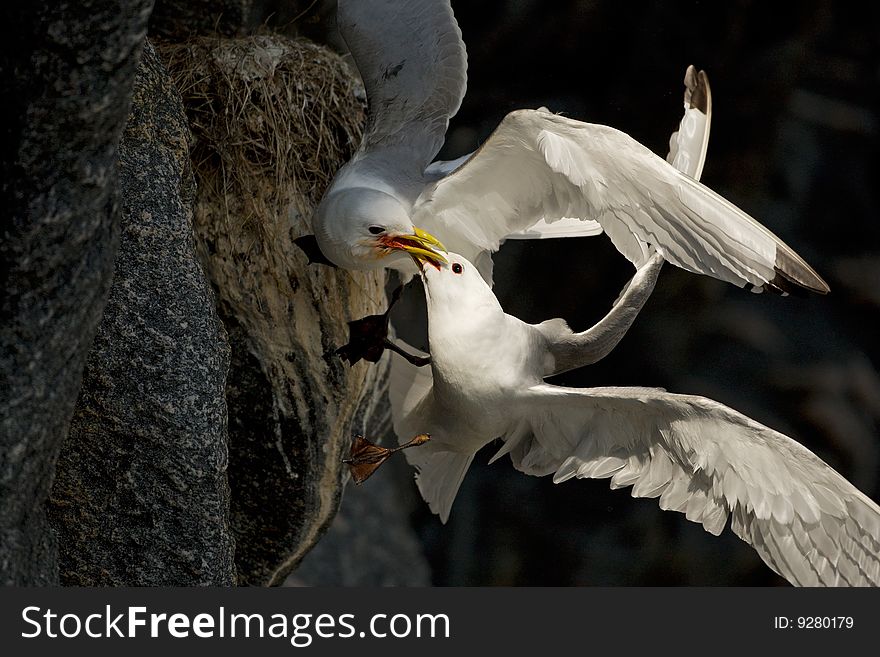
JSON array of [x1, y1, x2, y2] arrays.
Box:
[[452, 263, 463, 274], [368, 225, 385, 235]]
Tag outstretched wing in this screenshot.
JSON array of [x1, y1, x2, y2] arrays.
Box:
[[506, 66, 713, 241], [337, 0, 467, 173], [413, 109, 828, 294], [495, 384, 880, 586]]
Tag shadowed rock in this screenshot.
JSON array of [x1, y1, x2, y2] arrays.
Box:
[[50, 41, 234, 585], [287, 460, 432, 587], [47, 41, 236, 586], [0, 0, 153, 586], [149, 0, 332, 40]]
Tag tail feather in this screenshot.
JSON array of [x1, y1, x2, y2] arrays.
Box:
[[413, 449, 475, 523], [389, 338, 473, 522]]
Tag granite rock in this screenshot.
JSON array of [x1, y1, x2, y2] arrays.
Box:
[[0, 0, 153, 586], [47, 41, 236, 586]]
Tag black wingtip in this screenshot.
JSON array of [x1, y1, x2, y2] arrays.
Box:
[[774, 251, 831, 295], [294, 234, 338, 268], [767, 270, 810, 298], [684, 65, 710, 115], [748, 267, 829, 298]]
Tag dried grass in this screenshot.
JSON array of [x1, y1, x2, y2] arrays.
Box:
[[156, 34, 365, 245]]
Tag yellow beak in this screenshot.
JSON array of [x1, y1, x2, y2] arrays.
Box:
[[379, 226, 448, 266]]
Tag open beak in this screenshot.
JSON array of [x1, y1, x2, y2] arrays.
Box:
[[378, 226, 447, 269]]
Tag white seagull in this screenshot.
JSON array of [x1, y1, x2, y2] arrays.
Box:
[[389, 251, 880, 587], [312, 0, 829, 296]]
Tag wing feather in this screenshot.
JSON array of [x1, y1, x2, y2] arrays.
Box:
[[389, 339, 432, 438], [337, 0, 467, 171], [505, 384, 880, 586], [413, 109, 829, 294], [667, 65, 712, 180], [496, 67, 712, 243]]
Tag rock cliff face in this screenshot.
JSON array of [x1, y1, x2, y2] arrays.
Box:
[[0, 0, 154, 586], [47, 32, 400, 585], [47, 42, 236, 586], [3, 2, 428, 585]]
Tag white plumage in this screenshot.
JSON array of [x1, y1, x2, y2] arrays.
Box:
[[314, 0, 829, 296], [390, 252, 880, 586]]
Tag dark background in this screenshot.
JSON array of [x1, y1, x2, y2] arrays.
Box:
[[369, 0, 880, 586]]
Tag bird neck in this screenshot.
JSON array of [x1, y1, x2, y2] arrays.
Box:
[[428, 303, 542, 405]]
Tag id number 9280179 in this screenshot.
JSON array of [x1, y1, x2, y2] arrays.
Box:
[[773, 616, 854, 629]]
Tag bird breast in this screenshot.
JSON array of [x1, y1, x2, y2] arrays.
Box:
[[428, 312, 544, 429]]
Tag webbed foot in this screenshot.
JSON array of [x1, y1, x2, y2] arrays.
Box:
[[343, 433, 431, 484], [335, 285, 431, 367]]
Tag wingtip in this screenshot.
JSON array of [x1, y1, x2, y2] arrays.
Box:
[[684, 65, 711, 115], [774, 251, 831, 295]]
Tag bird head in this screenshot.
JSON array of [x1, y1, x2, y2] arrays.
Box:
[[313, 187, 447, 270], [415, 251, 501, 315]]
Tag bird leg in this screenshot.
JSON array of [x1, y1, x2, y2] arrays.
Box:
[[343, 433, 431, 484], [335, 284, 431, 367], [544, 252, 665, 376], [382, 339, 432, 367]]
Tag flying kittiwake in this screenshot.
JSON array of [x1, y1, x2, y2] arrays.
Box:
[[388, 251, 879, 587]]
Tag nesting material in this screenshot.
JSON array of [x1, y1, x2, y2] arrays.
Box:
[[159, 34, 364, 238], [157, 35, 390, 585]]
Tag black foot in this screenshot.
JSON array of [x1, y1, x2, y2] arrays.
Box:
[[335, 311, 391, 365], [335, 285, 431, 367], [294, 234, 338, 268], [343, 434, 431, 484]]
